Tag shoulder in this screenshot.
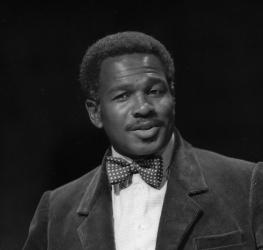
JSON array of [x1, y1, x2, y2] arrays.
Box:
[[194, 146, 256, 173], [192, 146, 259, 193], [46, 166, 101, 212]]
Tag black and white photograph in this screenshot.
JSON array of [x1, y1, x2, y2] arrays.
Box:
[[1, 2, 263, 249]]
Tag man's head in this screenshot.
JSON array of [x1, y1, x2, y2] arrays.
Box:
[[80, 31, 175, 101], [80, 32, 176, 158]]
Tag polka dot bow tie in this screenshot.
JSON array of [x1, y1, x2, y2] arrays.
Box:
[[105, 156, 163, 189]]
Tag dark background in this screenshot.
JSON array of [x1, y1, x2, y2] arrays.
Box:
[[1, 1, 263, 249]]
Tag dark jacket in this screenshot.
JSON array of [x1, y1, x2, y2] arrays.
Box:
[[23, 135, 263, 249]]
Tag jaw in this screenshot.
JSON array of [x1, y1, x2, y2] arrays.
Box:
[[112, 127, 173, 158]]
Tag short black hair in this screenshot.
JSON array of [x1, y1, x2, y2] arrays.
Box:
[[79, 31, 175, 100]]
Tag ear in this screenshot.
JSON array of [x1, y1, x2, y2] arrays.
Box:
[[169, 81, 176, 103], [85, 99, 103, 128], [170, 81, 175, 95]]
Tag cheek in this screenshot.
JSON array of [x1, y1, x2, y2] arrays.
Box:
[[157, 97, 175, 118], [100, 104, 127, 128]]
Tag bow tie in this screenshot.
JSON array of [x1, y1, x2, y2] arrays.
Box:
[[105, 156, 163, 189]]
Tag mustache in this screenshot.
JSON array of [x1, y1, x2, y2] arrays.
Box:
[[126, 119, 164, 131]]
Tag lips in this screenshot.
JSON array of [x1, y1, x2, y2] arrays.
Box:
[[127, 120, 163, 131], [126, 120, 163, 140]]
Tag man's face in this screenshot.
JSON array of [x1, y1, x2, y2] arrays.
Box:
[[88, 53, 175, 158]]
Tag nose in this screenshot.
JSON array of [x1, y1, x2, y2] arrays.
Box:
[[132, 94, 154, 118]]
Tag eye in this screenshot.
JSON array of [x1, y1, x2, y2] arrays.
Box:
[[148, 86, 164, 96], [113, 92, 130, 102], [149, 89, 160, 94]]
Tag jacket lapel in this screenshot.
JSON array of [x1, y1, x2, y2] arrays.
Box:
[[76, 150, 116, 250], [75, 132, 208, 250], [156, 133, 209, 250]]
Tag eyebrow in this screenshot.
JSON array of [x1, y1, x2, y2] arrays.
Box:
[[116, 67, 164, 78], [107, 77, 167, 94]]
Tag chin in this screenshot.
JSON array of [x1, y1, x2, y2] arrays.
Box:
[[126, 142, 164, 158]]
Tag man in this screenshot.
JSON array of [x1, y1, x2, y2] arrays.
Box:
[[24, 31, 263, 249]]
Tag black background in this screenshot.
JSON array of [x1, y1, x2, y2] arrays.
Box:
[[1, 1, 263, 249]]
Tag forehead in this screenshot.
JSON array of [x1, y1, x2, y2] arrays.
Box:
[[99, 53, 166, 85]]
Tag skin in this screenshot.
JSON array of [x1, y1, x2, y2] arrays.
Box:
[[86, 53, 175, 158]]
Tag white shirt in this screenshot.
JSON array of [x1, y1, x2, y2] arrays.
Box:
[[111, 134, 174, 250]]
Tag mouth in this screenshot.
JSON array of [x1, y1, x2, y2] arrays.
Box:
[[133, 126, 160, 139], [127, 120, 163, 131], [127, 120, 163, 140]]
